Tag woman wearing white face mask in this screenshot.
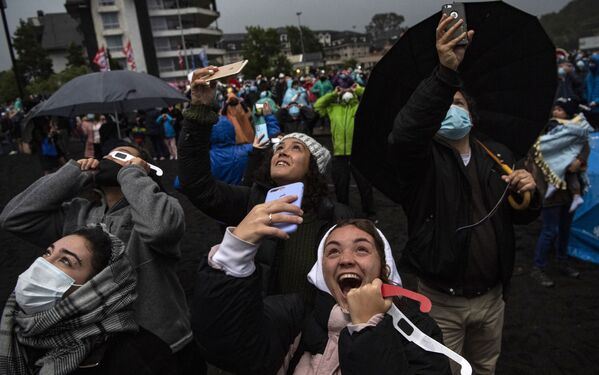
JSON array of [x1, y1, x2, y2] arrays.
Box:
[[0, 225, 176, 375], [191, 203, 451, 375]]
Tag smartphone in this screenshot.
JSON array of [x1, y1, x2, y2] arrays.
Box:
[[255, 122, 268, 143], [442, 3, 468, 46], [187, 60, 248, 83], [264, 182, 304, 233], [108, 150, 164, 176], [255, 102, 264, 116]]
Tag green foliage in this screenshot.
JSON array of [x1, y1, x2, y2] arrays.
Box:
[[12, 19, 53, 83], [365, 13, 405, 40], [26, 65, 90, 96], [285, 26, 323, 55], [66, 42, 87, 68], [0, 70, 20, 104], [242, 26, 290, 77], [539, 0, 599, 50], [342, 58, 358, 69]]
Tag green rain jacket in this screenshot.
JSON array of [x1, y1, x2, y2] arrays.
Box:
[[314, 86, 364, 156]]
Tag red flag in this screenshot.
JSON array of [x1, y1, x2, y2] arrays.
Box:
[[178, 50, 184, 70], [93, 47, 109, 72], [122, 40, 137, 71]]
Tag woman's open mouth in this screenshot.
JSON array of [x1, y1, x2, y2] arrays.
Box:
[[337, 273, 362, 295]]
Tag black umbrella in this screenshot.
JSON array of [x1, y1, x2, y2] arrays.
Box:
[[353, 1, 556, 202], [30, 70, 187, 116], [27, 70, 188, 138]]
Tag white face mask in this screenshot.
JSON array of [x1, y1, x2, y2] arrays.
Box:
[[15, 257, 82, 314], [341, 92, 354, 103]]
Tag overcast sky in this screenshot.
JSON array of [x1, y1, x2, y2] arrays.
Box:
[[1, 0, 570, 71]]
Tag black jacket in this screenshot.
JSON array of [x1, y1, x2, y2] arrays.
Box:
[[276, 106, 319, 135], [192, 258, 450, 375], [23, 328, 177, 375], [178, 105, 353, 293], [388, 66, 540, 292]]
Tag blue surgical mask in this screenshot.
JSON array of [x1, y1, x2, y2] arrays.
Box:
[[437, 105, 472, 140], [288, 106, 300, 117]]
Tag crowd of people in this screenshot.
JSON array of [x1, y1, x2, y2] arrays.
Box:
[[0, 13, 597, 375]]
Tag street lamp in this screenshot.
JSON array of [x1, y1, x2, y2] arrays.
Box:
[[296, 11, 305, 56], [0, 0, 24, 99]]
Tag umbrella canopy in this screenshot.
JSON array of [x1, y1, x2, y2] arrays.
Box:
[[569, 132, 599, 265], [29, 70, 187, 118], [353, 1, 556, 202]]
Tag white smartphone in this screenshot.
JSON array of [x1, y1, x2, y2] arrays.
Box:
[[109, 151, 164, 176], [255, 122, 268, 143], [264, 182, 304, 233]]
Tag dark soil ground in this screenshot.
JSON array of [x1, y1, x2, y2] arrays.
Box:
[[1, 136, 598, 375]]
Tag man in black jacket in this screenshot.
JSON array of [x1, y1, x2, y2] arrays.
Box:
[[387, 15, 539, 375]]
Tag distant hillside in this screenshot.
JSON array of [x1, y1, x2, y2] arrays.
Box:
[[539, 0, 599, 50]]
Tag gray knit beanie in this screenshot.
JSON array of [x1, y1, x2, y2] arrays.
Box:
[[278, 133, 331, 175]]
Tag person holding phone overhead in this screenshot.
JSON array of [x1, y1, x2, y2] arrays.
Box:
[[386, 12, 539, 375], [179, 66, 353, 302]]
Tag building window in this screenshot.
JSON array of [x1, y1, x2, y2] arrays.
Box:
[[105, 35, 123, 52], [154, 37, 172, 51], [101, 12, 119, 29], [150, 17, 167, 31], [147, 0, 162, 9], [280, 34, 287, 42], [99, 0, 115, 6], [158, 58, 176, 72]]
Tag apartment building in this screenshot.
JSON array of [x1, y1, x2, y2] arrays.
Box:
[[66, 0, 224, 81]]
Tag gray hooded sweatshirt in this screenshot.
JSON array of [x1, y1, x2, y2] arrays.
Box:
[[0, 160, 191, 352]]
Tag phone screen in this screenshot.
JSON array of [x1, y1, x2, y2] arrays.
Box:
[[264, 182, 304, 233], [255, 123, 268, 143]]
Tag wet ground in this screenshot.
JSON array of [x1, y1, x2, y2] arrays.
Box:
[[1, 137, 598, 374]]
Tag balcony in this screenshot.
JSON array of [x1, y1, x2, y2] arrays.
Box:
[[149, 11, 218, 30], [148, 0, 214, 11], [159, 69, 189, 79], [152, 26, 222, 40], [102, 28, 124, 37], [155, 46, 225, 58], [97, 5, 119, 13]]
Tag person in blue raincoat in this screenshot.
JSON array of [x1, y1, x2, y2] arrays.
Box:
[[210, 104, 281, 184], [282, 80, 309, 107], [584, 53, 599, 129]]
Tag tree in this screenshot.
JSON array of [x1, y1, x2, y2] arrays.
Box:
[[272, 54, 292, 77], [12, 19, 53, 83], [0, 70, 20, 104], [66, 42, 87, 68], [26, 65, 90, 97], [285, 26, 323, 55], [365, 13, 406, 40], [342, 58, 358, 69], [243, 26, 290, 77], [539, 0, 599, 50]]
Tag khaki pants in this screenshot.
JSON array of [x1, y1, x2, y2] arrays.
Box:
[[418, 281, 505, 375]]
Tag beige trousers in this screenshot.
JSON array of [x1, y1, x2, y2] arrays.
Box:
[[418, 281, 505, 375]]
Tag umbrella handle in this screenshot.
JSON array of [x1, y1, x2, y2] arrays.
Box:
[[508, 190, 531, 210]]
